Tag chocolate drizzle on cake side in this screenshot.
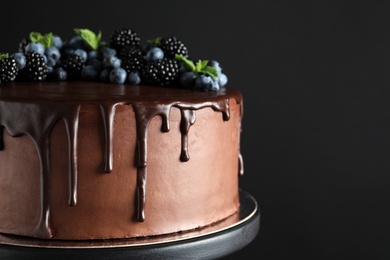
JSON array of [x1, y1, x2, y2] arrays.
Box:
[[0, 82, 243, 239]]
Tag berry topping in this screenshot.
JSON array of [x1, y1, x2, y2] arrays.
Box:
[[0, 28, 228, 91]]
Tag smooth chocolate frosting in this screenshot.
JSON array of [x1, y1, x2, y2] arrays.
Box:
[[0, 82, 243, 239]]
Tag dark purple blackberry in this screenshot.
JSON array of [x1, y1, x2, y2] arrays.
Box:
[[118, 45, 143, 60], [143, 58, 180, 86], [0, 54, 18, 84], [122, 56, 146, 75], [158, 36, 188, 59], [23, 52, 48, 81], [18, 37, 30, 53], [60, 55, 85, 79], [110, 28, 140, 51]]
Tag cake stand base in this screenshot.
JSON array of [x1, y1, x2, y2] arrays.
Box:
[[0, 190, 259, 260]]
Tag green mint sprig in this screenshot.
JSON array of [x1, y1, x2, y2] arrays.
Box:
[[74, 28, 102, 51], [147, 37, 161, 48], [0, 53, 9, 61], [29, 32, 54, 48], [175, 54, 218, 78]]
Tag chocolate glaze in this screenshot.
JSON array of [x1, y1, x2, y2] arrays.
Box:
[[0, 82, 243, 238]]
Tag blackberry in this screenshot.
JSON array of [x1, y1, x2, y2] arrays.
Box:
[[122, 56, 146, 74], [18, 37, 30, 53], [61, 55, 85, 80], [23, 52, 48, 81], [143, 58, 180, 86], [118, 45, 143, 60], [158, 36, 188, 59], [110, 28, 140, 51], [0, 54, 18, 84]]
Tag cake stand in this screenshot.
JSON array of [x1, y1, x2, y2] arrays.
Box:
[[0, 189, 259, 260]]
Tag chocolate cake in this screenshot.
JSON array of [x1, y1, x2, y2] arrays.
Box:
[[0, 28, 245, 241]]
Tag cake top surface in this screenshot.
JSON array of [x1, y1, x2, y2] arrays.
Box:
[[0, 82, 241, 103]]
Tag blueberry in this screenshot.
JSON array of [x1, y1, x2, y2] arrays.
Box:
[[63, 48, 75, 57], [104, 55, 121, 69], [53, 35, 63, 49], [109, 68, 127, 84], [88, 50, 99, 60], [101, 46, 117, 59], [179, 64, 189, 74], [46, 56, 57, 67], [211, 79, 220, 91], [81, 65, 99, 81], [128, 71, 141, 85], [47, 66, 54, 74], [74, 49, 88, 63], [25, 42, 45, 55], [13, 52, 26, 70], [87, 59, 104, 71], [218, 73, 228, 87], [100, 69, 110, 82], [53, 67, 68, 81], [42, 54, 48, 64], [180, 71, 197, 88], [45, 46, 61, 62], [68, 36, 85, 49], [208, 60, 222, 74], [195, 74, 213, 91], [145, 47, 164, 62]]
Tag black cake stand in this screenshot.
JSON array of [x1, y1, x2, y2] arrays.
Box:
[[0, 190, 260, 260]]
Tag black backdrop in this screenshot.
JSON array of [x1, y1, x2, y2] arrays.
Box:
[[1, 1, 390, 259]]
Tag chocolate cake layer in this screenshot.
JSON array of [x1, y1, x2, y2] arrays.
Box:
[[0, 82, 243, 240]]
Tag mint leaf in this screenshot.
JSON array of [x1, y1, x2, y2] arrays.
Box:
[[201, 66, 218, 78], [41, 33, 54, 48], [175, 55, 219, 78], [74, 28, 101, 51], [29, 32, 54, 48], [147, 37, 161, 48], [0, 53, 9, 61], [96, 31, 102, 45], [195, 60, 209, 72], [29, 32, 42, 43], [194, 60, 218, 78], [175, 54, 195, 71]]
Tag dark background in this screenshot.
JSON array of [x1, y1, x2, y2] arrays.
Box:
[[1, 1, 390, 259]]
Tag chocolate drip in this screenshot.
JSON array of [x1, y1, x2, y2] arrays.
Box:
[[0, 82, 243, 236], [180, 109, 196, 162], [34, 134, 52, 238], [136, 167, 147, 222], [99, 103, 118, 173], [63, 106, 81, 206], [132, 103, 171, 221]]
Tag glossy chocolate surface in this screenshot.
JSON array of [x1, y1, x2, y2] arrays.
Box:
[[0, 82, 243, 239]]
